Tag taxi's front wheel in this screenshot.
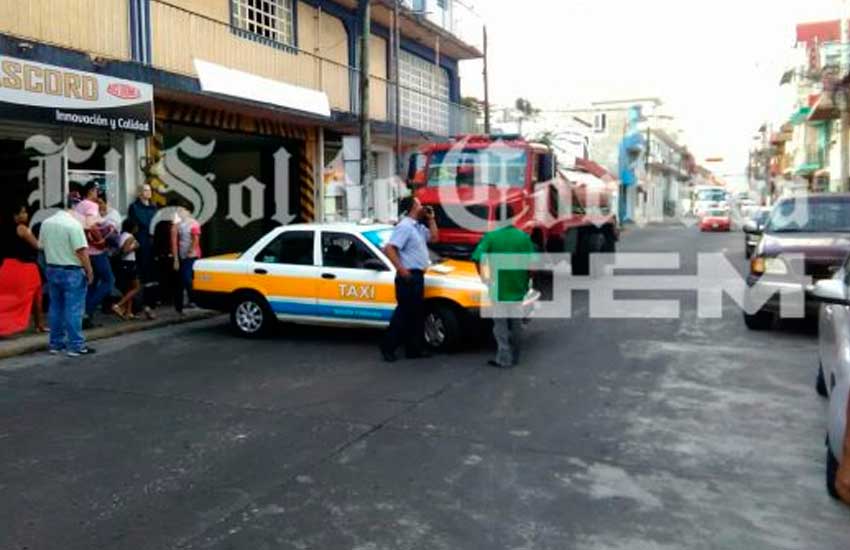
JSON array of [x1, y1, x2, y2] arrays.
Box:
[[230, 292, 275, 337], [424, 303, 461, 352]]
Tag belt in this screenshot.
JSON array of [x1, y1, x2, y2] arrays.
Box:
[[47, 264, 83, 270], [407, 269, 425, 274]]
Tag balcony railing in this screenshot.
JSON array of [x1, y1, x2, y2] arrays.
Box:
[[355, 77, 481, 135], [151, 0, 480, 137], [0, 0, 131, 60], [397, 0, 484, 52]]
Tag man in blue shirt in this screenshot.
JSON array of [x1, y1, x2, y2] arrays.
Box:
[[381, 196, 438, 362]]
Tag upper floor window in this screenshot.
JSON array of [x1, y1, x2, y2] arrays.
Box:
[[593, 113, 607, 133], [232, 0, 295, 48]]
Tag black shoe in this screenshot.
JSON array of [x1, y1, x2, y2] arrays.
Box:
[[406, 350, 433, 359], [487, 360, 511, 369], [381, 349, 397, 363], [67, 347, 96, 357]]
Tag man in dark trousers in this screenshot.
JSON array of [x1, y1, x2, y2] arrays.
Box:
[[381, 196, 438, 362]]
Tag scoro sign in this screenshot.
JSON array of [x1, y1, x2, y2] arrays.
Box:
[[0, 55, 153, 134]]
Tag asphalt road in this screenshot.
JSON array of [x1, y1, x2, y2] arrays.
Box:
[[2, 223, 850, 550]]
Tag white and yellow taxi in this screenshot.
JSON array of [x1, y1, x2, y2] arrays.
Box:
[[192, 223, 498, 351]]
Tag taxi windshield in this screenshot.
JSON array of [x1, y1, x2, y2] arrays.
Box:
[[363, 228, 393, 249], [363, 228, 445, 264]]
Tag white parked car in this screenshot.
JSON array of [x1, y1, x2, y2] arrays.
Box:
[[813, 256, 850, 499]]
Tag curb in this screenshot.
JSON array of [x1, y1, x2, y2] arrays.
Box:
[[0, 311, 221, 360]]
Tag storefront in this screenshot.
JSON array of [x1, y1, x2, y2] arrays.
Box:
[[0, 55, 153, 224], [150, 97, 320, 255]]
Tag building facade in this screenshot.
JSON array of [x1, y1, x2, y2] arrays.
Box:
[[0, 0, 483, 253], [646, 128, 693, 221], [757, 19, 848, 201], [562, 97, 692, 223]]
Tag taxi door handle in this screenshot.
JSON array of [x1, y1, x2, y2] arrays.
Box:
[[321, 273, 336, 280], [254, 268, 268, 275]]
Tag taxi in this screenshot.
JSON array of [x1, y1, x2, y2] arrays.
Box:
[[191, 223, 498, 351]]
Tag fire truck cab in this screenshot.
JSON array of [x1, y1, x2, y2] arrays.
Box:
[[408, 134, 618, 274]]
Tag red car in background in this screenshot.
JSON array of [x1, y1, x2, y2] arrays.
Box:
[[699, 208, 731, 232]]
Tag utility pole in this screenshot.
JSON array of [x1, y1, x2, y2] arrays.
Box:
[[841, 10, 850, 191], [763, 124, 772, 203], [393, 0, 402, 179], [483, 25, 490, 134], [359, 0, 371, 217]]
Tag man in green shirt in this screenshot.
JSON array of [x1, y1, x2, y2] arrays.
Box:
[[471, 205, 537, 368]]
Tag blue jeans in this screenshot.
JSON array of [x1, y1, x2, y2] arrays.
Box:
[[85, 253, 115, 316], [174, 258, 196, 313], [46, 267, 88, 353]]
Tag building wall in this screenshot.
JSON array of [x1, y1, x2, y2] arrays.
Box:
[[573, 108, 630, 175], [151, 1, 352, 112], [369, 33, 388, 122], [0, 0, 466, 129], [172, 0, 229, 22], [0, 0, 131, 60]]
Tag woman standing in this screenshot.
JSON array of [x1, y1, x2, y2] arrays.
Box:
[[0, 204, 46, 335], [111, 219, 149, 320], [171, 204, 202, 314]]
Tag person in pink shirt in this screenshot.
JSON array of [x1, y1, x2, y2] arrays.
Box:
[[74, 182, 115, 328], [170, 202, 202, 314]]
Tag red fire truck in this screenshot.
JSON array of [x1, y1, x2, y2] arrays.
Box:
[[407, 134, 618, 274]]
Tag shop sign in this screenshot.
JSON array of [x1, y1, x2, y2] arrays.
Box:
[[0, 55, 153, 134]]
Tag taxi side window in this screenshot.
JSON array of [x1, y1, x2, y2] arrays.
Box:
[[256, 231, 315, 265], [322, 232, 385, 270]]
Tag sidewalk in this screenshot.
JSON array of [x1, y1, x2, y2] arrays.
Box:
[[0, 308, 220, 360]]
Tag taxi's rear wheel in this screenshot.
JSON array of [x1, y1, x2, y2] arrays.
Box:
[[230, 292, 275, 337], [424, 303, 461, 352]]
